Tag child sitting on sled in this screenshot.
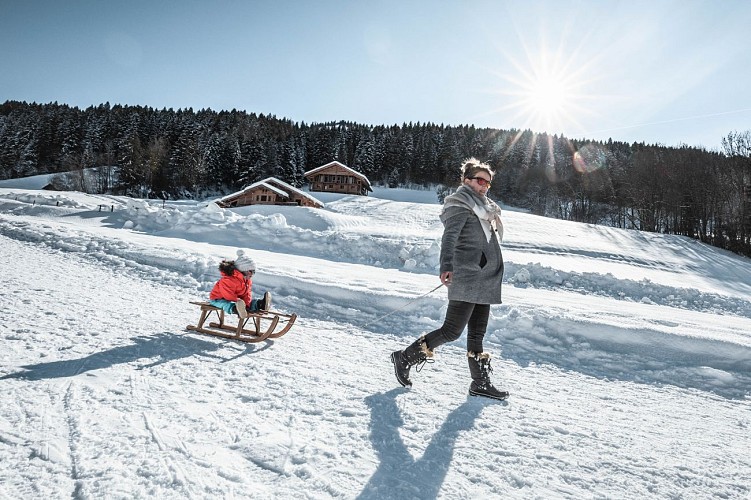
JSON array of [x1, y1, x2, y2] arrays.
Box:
[[209, 250, 271, 318]]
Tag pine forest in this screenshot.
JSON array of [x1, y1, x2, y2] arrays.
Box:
[[1, 100, 750, 256]]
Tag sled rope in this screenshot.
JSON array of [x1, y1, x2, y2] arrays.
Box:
[[361, 283, 444, 328]]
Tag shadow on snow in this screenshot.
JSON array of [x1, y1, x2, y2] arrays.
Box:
[[357, 388, 504, 499], [0, 332, 269, 381]]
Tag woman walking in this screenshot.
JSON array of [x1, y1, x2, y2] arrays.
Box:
[[391, 158, 509, 400]]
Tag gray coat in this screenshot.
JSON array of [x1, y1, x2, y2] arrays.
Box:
[[439, 190, 504, 304]]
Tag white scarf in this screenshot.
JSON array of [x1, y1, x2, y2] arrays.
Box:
[[442, 185, 504, 243]]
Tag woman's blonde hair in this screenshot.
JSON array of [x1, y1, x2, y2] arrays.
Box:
[[460, 157, 494, 181]]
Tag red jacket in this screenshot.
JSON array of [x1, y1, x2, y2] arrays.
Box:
[[210, 269, 251, 307]]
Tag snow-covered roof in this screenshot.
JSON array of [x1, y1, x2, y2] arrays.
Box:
[[0, 173, 55, 190], [245, 180, 290, 198], [264, 177, 324, 207], [218, 181, 288, 203], [0, 167, 119, 191], [218, 177, 324, 207], [303, 161, 371, 187]]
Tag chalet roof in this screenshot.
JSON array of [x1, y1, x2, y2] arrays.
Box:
[[245, 180, 290, 198], [0, 172, 53, 190], [218, 177, 324, 207], [264, 177, 324, 207], [303, 161, 371, 187]]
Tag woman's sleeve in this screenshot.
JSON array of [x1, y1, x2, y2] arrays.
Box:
[[440, 208, 470, 273]]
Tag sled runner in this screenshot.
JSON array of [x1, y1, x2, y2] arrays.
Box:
[[186, 301, 297, 343]]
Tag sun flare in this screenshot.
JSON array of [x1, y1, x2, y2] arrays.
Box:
[[513, 64, 581, 134], [486, 41, 598, 137], [528, 75, 569, 115]]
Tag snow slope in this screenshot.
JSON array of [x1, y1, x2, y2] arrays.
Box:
[[0, 184, 749, 499]]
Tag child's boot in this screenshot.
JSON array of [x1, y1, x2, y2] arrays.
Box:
[[235, 299, 248, 319], [260, 292, 272, 312]]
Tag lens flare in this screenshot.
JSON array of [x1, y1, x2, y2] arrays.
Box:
[[573, 144, 607, 173]]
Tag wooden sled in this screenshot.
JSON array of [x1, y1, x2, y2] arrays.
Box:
[[186, 301, 297, 343]]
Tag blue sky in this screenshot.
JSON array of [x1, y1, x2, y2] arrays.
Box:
[[2, 0, 750, 150]]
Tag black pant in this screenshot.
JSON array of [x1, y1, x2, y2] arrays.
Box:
[[424, 300, 490, 354]]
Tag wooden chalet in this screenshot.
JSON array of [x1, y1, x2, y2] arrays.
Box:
[[304, 161, 372, 196], [216, 177, 324, 209]]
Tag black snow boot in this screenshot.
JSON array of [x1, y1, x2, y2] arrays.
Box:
[[259, 292, 272, 312], [391, 336, 434, 387], [467, 352, 509, 400]]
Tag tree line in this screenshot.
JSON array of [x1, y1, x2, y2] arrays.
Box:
[[1, 100, 750, 256]]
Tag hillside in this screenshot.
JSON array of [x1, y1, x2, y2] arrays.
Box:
[[0, 184, 749, 499]]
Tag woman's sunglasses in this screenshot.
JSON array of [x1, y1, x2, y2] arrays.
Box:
[[468, 176, 491, 187]]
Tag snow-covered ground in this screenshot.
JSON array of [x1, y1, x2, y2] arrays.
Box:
[[0, 182, 749, 499]]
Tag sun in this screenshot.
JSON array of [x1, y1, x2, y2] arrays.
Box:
[[513, 64, 581, 134], [528, 75, 569, 115], [484, 42, 598, 137]]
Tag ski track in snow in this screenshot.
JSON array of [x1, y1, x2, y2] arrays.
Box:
[[0, 188, 750, 498]]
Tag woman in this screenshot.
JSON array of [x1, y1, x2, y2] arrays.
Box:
[[391, 158, 509, 400]]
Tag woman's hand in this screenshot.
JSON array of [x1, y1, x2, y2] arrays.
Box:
[[440, 271, 453, 286]]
